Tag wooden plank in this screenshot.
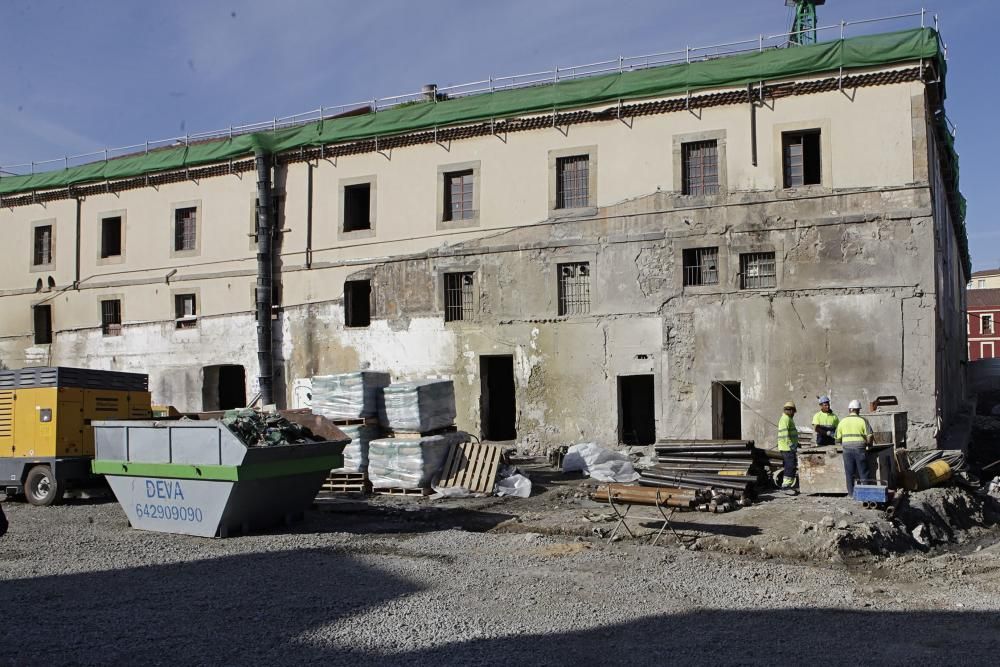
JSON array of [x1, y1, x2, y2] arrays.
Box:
[[479, 445, 502, 494], [463, 442, 483, 489], [373, 487, 431, 496], [436, 442, 461, 487]]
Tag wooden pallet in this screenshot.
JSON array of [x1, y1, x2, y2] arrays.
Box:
[[387, 424, 458, 438], [373, 487, 432, 496], [321, 471, 371, 494], [435, 441, 503, 494]]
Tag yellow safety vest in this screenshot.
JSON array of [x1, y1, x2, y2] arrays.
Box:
[[812, 411, 839, 429], [777, 413, 798, 451], [836, 414, 870, 447]]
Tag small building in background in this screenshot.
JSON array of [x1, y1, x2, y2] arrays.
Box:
[[968, 267, 1000, 291], [968, 288, 1000, 360]]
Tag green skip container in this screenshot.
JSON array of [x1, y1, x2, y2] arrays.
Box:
[[92, 420, 347, 538]]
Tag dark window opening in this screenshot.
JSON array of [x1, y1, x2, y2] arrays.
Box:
[[558, 262, 590, 315], [344, 280, 371, 327], [443, 170, 475, 221], [101, 216, 122, 258], [202, 364, 246, 411], [618, 375, 655, 446], [444, 272, 474, 322], [782, 130, 821, 187], [344, 183, 372, 232], [33, 225, 52, 266], [101, 299, 122, 336], [682, 140, 720, 195], [712, 381, 742, 440], [33, 304, 52, 345], [556, 154, 589, 209], [740, 252, 777, 289], [682, 247, 719, 286], [481, 355, 516, 441], [174, 207, 198, 251], [175, 294, 197, 329]]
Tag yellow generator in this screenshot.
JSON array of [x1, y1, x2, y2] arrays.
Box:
[[0, 367, 151, 505]]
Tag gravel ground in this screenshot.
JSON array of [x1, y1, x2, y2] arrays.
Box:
[[3, 499, 1000, 666]]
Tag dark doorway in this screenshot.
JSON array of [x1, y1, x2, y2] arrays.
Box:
[[618, 375, 655, 445], [480, 355, 516, 441], [202, 365, 247, 411], [712, 381, 742, 440]]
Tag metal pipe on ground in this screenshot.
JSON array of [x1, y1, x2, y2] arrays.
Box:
[[590, 484, 697, 508], [647, 469, 758, 485], [656, 456, 755, 465], [655, 443, 754, 452], [641, 471, 752, 493], [656, 439, 755, 446], [638, 476, 747, 497]]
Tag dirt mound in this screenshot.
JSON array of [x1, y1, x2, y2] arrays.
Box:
[[891, 486, 1000, 548]]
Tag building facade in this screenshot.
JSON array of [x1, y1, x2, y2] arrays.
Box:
[[968, 288, 1000, 360], [0, 27, 968, 450], [968, 267, 1000, 290]]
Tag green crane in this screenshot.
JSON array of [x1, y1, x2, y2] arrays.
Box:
[[786, 0, 825, 45]]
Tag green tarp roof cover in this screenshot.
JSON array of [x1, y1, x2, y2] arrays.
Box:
[[0, 27, 941, 197]]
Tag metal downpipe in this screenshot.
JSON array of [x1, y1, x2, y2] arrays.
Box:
[[255, 151, 274, 406]]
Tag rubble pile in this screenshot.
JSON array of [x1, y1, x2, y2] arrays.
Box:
[[221, 409, 322, 447]]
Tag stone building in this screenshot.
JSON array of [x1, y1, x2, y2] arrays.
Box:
[[0, 25, 968, 450]]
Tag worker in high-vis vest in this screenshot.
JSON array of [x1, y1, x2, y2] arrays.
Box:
[[835, 399, 875, 495], [777, 401, 799, 493], [812, 395, 839, 447]]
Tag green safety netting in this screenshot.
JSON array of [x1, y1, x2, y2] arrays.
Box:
[[0, 27, 942, 197]]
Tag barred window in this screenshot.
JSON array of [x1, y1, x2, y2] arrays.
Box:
[[556, 155, 589, 209], [33, 225, 52, 266], [782, 130, 821, 187], [175, 294, 197, 329], [101, 299, 122, 336], [174, 207, 197, 251], [740, 252, 777, 289], [558, 262, 591, 315], [984, 314, 995, 335], [682, 141, 719, 196], [443, 170, 475, 221], [444, 272, 475, 322], [682, 247, 719, 286]]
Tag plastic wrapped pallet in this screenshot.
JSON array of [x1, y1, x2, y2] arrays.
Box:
[[332, 423, 382, 473], [381, 379, 457, 432], [310, 371, 390, 420], [368, 431, 468, 489]]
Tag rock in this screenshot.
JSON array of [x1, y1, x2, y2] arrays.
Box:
[[836, 520, 849, 530], [912, 523, 929, 546], [820, 515, 836, 529]]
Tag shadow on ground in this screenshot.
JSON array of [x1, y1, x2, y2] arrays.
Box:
[[3, 544, 999, 664]]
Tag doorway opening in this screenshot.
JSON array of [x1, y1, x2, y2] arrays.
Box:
[[618, 375, 655, 445], [202, 365, 247, 411], [480, 355, 516, 441], [712, 381, 742, 440]]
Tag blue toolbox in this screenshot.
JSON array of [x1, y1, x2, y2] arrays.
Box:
[[853, 482, 889, 503]]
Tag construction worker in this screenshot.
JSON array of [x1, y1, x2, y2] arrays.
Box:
[[835, 399, 875, 495], [812, 395, 839, 446], [777, 401, 799, 494]]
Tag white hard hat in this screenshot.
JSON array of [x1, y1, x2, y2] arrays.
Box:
[[818, 395, 831, 405], [848, 399, 862, 410]]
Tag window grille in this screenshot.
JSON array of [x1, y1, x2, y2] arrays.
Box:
[[444, 170, 475, 221], [558, 262, 591, 315], [682, 247, 719, 286], [101, 299, 122, 336], [740, 252, 777, 289], [984, 314, 995, 335], [174, 207, 197, 251], [556, 155, 589, 209], [175, 294, 197, 329], [682, 141, 719, 195], [33, 225, 52, 266], [444, 272, 475, 322]]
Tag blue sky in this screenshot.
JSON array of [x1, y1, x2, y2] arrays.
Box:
[[1, 1, 995, 270]]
